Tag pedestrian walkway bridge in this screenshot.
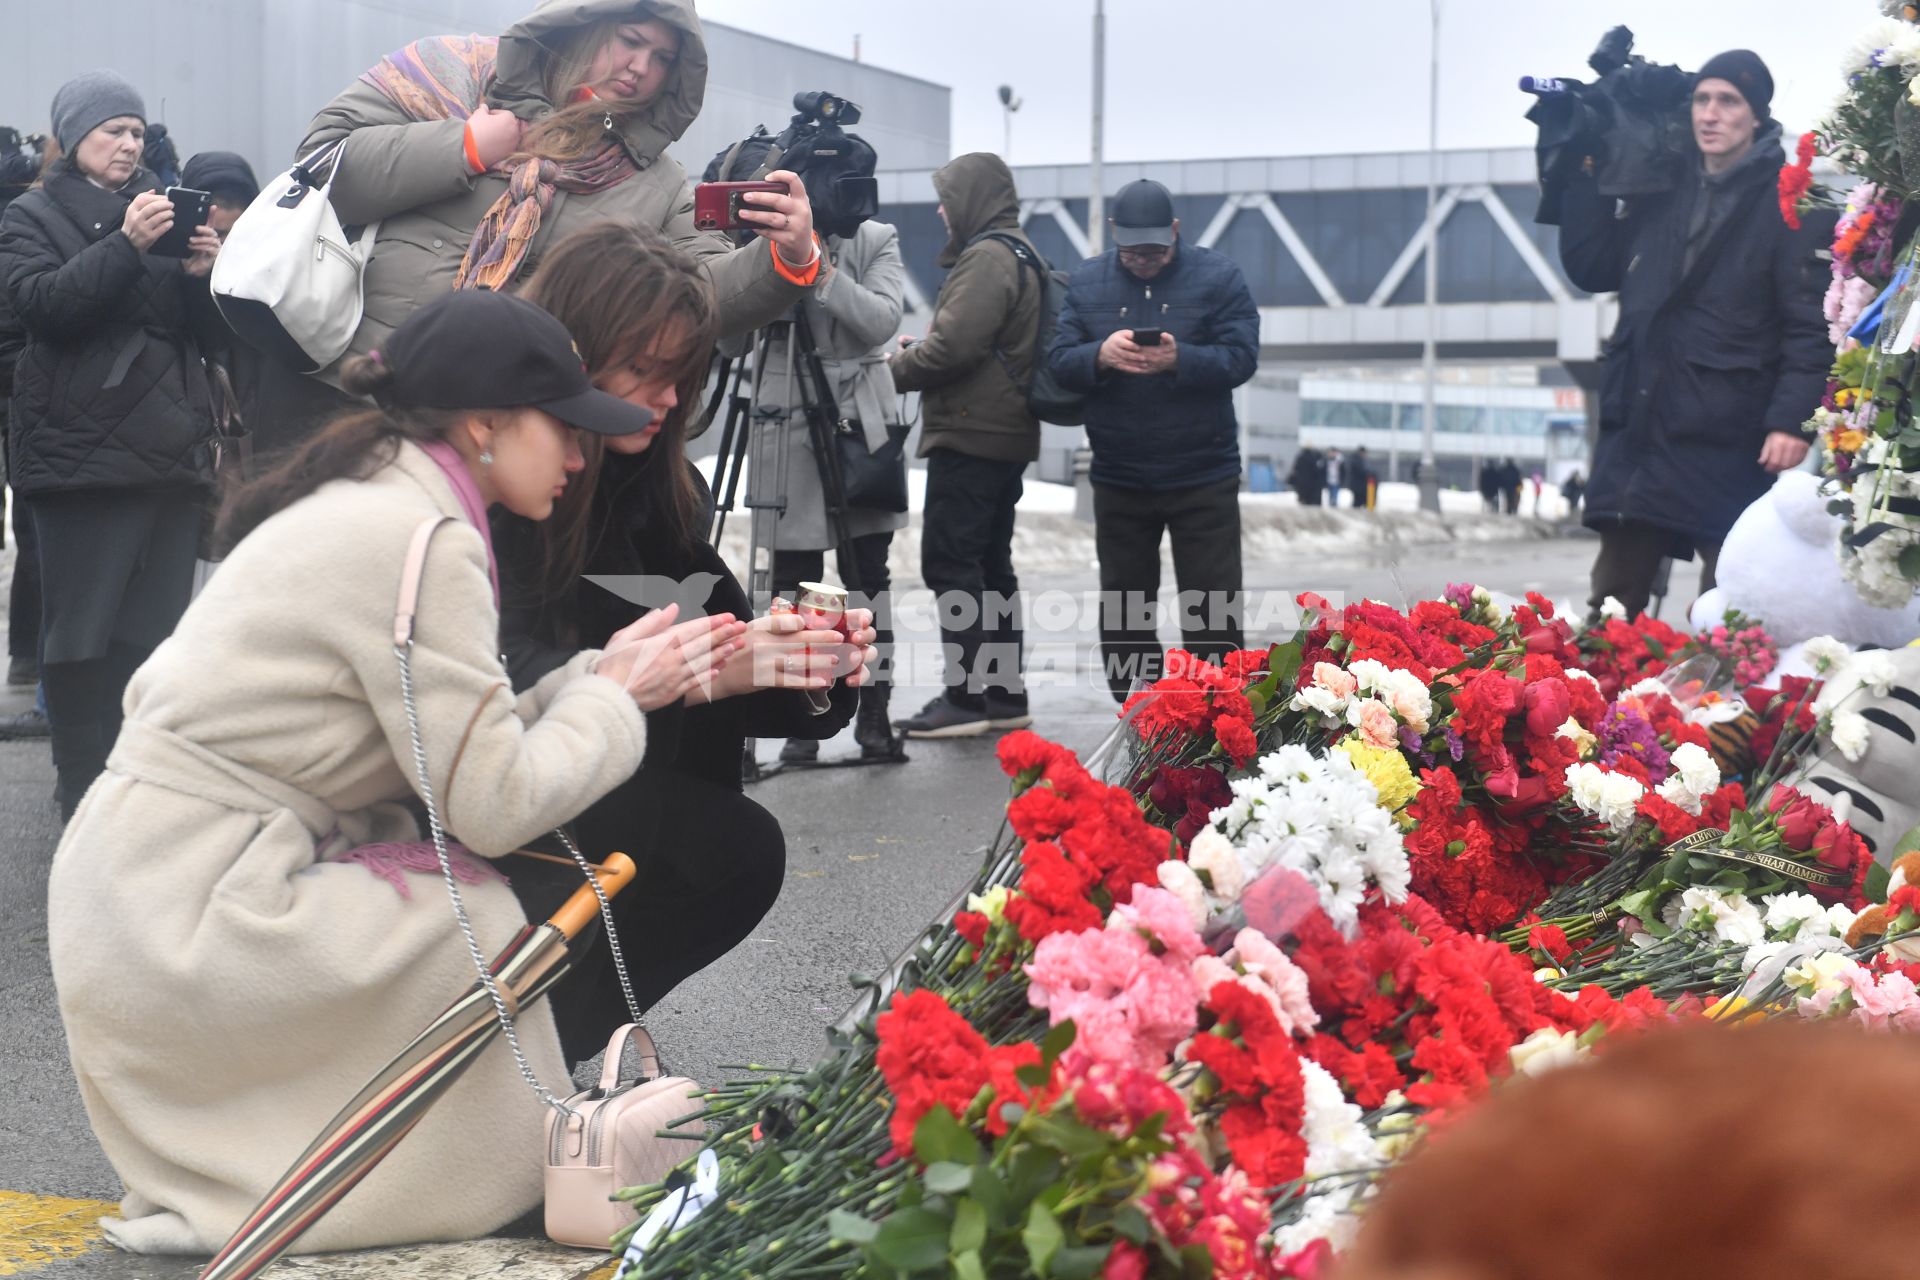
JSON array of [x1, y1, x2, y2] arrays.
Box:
[[877, 148, 1615, 371]]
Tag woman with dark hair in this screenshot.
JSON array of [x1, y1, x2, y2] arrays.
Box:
[[45, 288, 747, 1255], [0, 70, 222, 816], [497, 221, 879, 1062]]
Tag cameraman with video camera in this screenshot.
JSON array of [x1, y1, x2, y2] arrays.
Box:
[[1557, 48, 1829, 619]]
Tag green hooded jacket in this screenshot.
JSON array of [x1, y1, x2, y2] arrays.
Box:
[[889, 152, 1041, 463], [299, 0, 807, 373]]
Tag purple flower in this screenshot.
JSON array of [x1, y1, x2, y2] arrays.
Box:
[[1600, 704, 1671, 784], [1399, 723, 1435, 767], [1444, 727, 1466, 762], [1444, 582, 1476, 614]]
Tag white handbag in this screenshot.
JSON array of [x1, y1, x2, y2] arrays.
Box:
[[211, 139, 380, 373], [545, 1024, 705, 1249]]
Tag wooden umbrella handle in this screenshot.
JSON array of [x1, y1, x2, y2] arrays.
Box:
[[549, 852, 638, 939]]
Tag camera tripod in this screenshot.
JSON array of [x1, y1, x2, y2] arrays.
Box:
[[707, 305, 908, 779]]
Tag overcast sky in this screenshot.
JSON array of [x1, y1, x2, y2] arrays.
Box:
[[698, 0, 1861, 164]]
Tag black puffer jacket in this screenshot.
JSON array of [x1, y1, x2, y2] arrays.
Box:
[[0, 164, 214, 496], [1558, 122, 1830, 551]]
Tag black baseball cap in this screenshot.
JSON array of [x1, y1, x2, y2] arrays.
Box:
[[1110, 178, 1176, 248], [372, 290, 654, 437]]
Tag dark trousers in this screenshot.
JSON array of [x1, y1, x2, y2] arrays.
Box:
[[1094, 478, 1245, 703], [41, 644, 145, 817], [7, 485, 41, 661], [773, 529, 895, 686], [921, 448, 1026, 705], [1589, 520, 1721, 621], [508, 766, 787, 1068]]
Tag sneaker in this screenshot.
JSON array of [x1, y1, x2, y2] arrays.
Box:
[[778, 738, 819, 764], [6, 655, 35, 688], [896, 693, 990, 739], [0, 708, 51, 740], [983, 693, 1033, 730]]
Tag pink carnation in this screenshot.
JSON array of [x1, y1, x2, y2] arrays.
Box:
[[1111, 886, 1209, 965], [1026, 923, 1200, 1071], [1230, 928, 1320, 1035]]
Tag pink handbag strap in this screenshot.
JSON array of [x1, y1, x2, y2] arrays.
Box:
[[598, 1023, 663, 1092], [393, 516, 454, 647]]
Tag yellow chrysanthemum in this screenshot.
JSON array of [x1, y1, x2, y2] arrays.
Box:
[[1336, 735, 1421, 822]]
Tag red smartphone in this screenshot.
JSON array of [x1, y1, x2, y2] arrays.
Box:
[[693, 180, 790, 232]]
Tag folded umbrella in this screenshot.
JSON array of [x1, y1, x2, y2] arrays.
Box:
[[198, 851, 637, 1280]]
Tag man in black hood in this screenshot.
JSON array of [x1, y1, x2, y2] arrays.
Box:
[[1559, 48, 1830, 619]]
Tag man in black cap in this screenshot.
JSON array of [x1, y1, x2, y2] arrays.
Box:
[[1558, 49, 1829, 620], [1047, 177, 1258, 701]]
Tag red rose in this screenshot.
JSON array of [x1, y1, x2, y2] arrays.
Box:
[[1768, 787, 1823, 851], [1102, 1241, 1149, 1280], [1523, 679, 1571, 738]]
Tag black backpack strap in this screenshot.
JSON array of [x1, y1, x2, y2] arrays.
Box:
[[963, 231, 1043, 390]]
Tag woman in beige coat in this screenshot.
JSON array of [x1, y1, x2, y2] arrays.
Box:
[[45, 289, 747, 1256]]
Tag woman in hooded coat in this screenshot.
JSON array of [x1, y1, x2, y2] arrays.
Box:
[[270, 1, 822, 431]]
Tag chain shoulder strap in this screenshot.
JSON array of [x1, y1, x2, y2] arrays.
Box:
[[391, 517, 645, 1118]]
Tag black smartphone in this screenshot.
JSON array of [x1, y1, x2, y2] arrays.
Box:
[[1130, 328, 1166, 346], [149, 186, 212, 259]]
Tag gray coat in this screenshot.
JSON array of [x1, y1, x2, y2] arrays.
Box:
[[756, 220, 907, 549], [298, 0, 806, 374]]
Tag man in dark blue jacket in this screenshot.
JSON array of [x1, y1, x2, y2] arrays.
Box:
[[1049, 179, 1259, 701]]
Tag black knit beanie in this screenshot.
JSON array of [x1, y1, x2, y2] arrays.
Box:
[[1694, 50, 1774, 119]]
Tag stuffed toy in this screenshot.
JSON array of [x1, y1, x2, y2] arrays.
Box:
[[1792, 643, 1920, 864], [1689, 470, 1920, 678]]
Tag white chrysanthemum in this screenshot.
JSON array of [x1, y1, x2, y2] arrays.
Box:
[[1829, 710, 1872, 762], [1666, 886, 1765, 946], [1598, 596, 1628, 621], [1187, 826, 1245, 903], [1289, 684, 1348, 720], [1801, 635, 1851, 673], [1509, 1027, 1586, 1078], [1668, 742, 1720, 797], [1268, 1060, 1384, 1257], [1764, 892, 1836, 939], [1845, 18, 1914, 74], [1624, 677, 1669, 700], [1216, 746, 1410, 937], [1850, 651, 1900, 697], [1564, 762, 1645, 833]]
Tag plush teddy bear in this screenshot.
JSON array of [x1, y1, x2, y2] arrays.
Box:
[[1792, 643, 1920, 865], [1689, 470, 1920, 678]]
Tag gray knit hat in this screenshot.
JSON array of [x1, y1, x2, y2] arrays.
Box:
[[51, 70, 147, 155]]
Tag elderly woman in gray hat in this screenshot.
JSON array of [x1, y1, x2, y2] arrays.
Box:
[[0, 69, 223, 818]]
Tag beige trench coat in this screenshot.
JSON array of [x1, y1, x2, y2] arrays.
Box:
[[46, 443, 648, 1255]]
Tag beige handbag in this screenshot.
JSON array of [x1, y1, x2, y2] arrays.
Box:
[[392, 517, 707, 1252], [544, 1024, 705, 1249]]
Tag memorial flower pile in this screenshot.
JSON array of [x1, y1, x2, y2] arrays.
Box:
[[607, 583, 1920, 1280]]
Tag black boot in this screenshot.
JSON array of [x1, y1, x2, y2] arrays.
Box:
[[779, 738, 820, 764], [855, 687, 902, 758]]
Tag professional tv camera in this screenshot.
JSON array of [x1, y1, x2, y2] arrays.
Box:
[[704, 90, 880, 240], [0, 127, 48, 206], [1522, 26, 1693, 225]]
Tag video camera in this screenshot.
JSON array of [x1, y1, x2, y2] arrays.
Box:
[[1522, 26, 1693, 225], [0, 127, 48, 204], [704, 90, 880, 240]]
